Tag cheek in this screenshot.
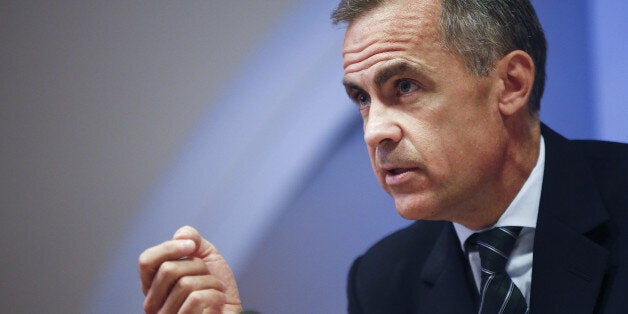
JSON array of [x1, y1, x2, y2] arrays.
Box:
[[434, 122, 502, 189], [406, 123, 459, 181]]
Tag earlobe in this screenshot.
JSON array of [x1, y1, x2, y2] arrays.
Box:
[[497, 50, 535, 116]]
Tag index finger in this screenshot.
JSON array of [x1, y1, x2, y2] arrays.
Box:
[[138, 239, 196, 295]]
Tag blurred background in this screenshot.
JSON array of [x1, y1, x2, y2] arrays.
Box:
[[1, 0, 626, 313]]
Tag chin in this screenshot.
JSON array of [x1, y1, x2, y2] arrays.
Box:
[[393, 196, 438, 221]]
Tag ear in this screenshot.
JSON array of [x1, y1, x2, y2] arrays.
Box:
[[496, 50, 535, 116]]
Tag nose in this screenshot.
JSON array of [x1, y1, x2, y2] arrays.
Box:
[[363, 102, 402, 147]]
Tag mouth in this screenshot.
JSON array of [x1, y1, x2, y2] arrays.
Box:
[[387, 168, 412, 175], [383, 167, 419, 186]]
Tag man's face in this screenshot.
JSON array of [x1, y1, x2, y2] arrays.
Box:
[[342, 0, 507, 223]]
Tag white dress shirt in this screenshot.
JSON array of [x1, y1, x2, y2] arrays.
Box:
[[453, 136, 545, 305]]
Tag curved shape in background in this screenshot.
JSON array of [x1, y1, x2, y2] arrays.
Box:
[[89, 1, 349, 312], [89, 0, 628, 312]]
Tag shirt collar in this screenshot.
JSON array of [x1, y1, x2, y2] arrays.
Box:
[[453, 136, 545, 250]]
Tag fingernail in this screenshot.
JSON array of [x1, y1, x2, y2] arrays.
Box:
[[179, 239, 195, 251]]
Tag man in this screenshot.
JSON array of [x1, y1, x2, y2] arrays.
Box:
[[139, 0, 628, 313]]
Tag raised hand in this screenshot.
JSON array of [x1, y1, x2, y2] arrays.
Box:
[[139, 226, 242, 313]]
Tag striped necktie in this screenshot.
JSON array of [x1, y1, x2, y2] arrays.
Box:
[[470, 226, 528, 314]]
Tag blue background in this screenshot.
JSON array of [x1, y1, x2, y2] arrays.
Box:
[[1, 1, 624, 313]]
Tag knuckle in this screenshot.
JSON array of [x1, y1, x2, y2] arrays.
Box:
[[138, 252, 151, 270], [176, 276, 195, 292], [206, 289, 226, 305], [190, 290, 224, 308], [143, 298, 157, 314], [159, 261, 178, 277], [186, 290, 206, 307]]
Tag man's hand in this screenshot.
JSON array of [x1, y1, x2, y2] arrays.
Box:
[[139, 226, 242, 313]]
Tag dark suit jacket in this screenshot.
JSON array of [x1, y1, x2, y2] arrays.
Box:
[[347, 125, 628, 313]]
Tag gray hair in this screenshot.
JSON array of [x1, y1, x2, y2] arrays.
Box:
[[332, 0, 547, 113]]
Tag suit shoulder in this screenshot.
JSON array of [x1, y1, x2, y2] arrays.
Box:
[[573, 139, 628, 186], [574, 140, 628, 161], [574, 139, 628, 219]]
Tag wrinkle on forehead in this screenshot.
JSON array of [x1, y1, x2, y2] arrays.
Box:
[[343, 43, 408, 74], [341, 0, 442, 74]]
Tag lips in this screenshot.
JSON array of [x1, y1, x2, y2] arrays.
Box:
[[383, 165, 418, 174], [383, 166, 419, 186], [387, 168, 411, 175]]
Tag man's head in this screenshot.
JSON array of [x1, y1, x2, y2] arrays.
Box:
[[333, 0, 547, 113], [337, 0, 543, 229]]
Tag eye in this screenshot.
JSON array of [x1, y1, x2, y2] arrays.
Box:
[[358, 93, 370, 106], [351, 91, 371, 109], [396, 79, 418, 95]]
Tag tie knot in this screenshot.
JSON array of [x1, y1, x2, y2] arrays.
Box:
[[471, 226, 522, 273]]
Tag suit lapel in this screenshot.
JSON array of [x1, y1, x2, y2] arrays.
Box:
[[416, 223, 477, 314], [530, 126, 612, 313]]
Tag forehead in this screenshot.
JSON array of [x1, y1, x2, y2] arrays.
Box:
[[342, 0, 442, 75]]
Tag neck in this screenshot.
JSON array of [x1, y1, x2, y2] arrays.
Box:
[[458, 117, 541, 230]]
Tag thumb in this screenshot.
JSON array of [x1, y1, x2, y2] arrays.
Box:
[[172, 225, 202, 252], [172, 225, 227, 264], [172, 226, 242, 308]]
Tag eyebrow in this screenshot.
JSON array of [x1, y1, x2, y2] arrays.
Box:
[[342, 80, 361, 93], [374, 61, 424, 87], [342, 60, 428, 92]]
